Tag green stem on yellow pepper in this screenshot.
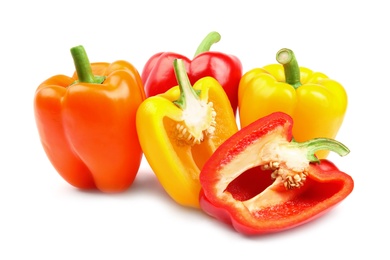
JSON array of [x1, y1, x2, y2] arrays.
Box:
[[193, 31, 221, 58], [173, 59, 201, 110], [172, 58, 217, 145], [289, 138, 350, 163], [70, 45, 105, 84], [276, 48, 302, 89]]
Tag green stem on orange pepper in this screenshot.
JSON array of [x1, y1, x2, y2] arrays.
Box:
[[70, 45, 105, 84]]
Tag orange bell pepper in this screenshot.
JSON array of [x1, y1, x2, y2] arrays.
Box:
[[34, 45, 145, 192]]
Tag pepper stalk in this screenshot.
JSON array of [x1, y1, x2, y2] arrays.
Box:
[[70, 45, 105, 84], [260, 136, 350, 190], [193, 31, 221, 58], [276, 48, 302, 89], [172, 59, 216, 145]]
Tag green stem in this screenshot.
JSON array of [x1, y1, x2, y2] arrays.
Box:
[[276, 48, 302, 89], [70, 45, 105, 84], [173, 59, 201, 110], [193, 31, 221, 58], [292, 138, 350, 163]]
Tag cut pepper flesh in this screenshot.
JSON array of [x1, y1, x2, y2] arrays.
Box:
[[199, 112, 354, 235]]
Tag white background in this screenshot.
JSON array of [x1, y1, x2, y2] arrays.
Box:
[[1, 0, 388, 259]]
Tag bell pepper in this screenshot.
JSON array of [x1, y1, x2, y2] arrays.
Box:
[[141, 31, 242, 115], [199, 112, 353, 235], [34, 45, 145, 192], [238, 48, 348, 158], [136, 58, 238, 208]]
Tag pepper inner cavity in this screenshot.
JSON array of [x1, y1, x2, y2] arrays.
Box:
[[225, 161, 309, 203], [225, 166, 275, 202]]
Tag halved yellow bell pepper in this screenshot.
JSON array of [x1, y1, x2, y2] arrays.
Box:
[[238, 48, 347, 159], [136, 59, 238, 208]]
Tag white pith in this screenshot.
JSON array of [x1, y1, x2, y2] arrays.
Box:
[[177, 100, 216, 145]]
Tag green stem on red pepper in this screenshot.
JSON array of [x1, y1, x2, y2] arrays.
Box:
[[290, 138, 350, 163], [193, 31, 221, 58], [70, 45, 105, 84], [276, 48, 302, 89]]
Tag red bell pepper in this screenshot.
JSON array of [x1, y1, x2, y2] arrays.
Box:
[[199, 112, 354, 235], [141, 31, 242, 115]]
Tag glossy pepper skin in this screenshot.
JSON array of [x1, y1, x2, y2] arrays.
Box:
[[34, 46, 145, 192], [199, 112, 353, 235], [141, 31, 242, 115], [137, 59, 238, 208], [238, 48, 347, 158]]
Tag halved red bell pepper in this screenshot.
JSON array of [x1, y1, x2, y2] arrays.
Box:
[[199, 112, 354, 235], [141, 31, 242, 115]]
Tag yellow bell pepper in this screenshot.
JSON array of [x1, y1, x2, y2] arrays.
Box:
[[136, 59, 238, 208], [238, 48, 347, 159]]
